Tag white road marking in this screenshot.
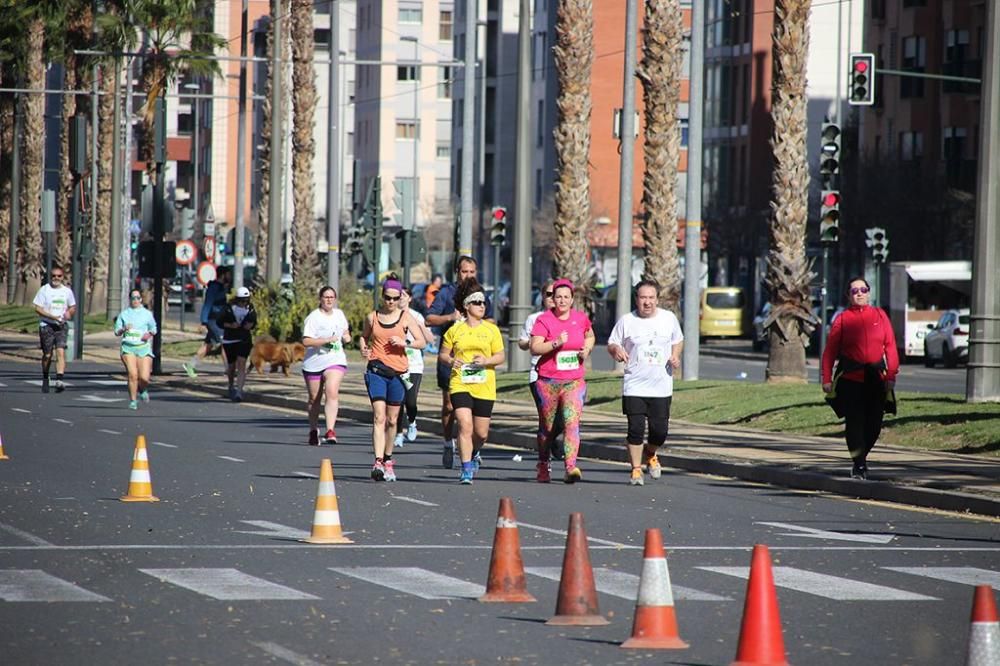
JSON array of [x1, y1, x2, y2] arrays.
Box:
[[330, 567, 485, 600], [885, 567, 1000, 589], [98, 429, 122, 435], [526, 567, 729, 601], [1, 544, 999, 553], [52, 418, 73, 424], [0, 522, 55, 547], [76, 394, 124, 403], [294, 471, 319, 479], [217, 456, 245, 463], [251, 642, 324, 666], [756, 521, 896, 544], [518, 521, 637, 549], [88, 380, 127, 386], [235, 521, 310, 541], [53, 497, 77, 501], [11, 408, 31, 414], [139, 568, 319, 601], [0, 570, 110, 602], [0, 381, 6, 387], [700, 566, 938, 601], [152, 441, 177, 448], [391, 496, 439, 507], [25, 379, 73, 387]]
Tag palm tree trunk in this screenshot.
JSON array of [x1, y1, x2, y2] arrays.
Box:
[[552, 0, 595, 310], [765, 0, 819, 382], [290, 0, 319, 289], [90, 63, 115, 313], [57, 62, 78, 274], [636, 0, 683, 312], [18, 16, 46, 302], [0, 85, 13, 303]]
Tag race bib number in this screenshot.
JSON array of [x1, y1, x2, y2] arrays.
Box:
[[124, 329, 144, 345], [460, 364, 487, 384], [556, 351, 580, 371], [405, 347, 419, 360], [322, 340, 342, 353], [640, 345, 666, 366]]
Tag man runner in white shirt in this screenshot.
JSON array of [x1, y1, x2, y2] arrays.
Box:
[[32, 265, 78, 393], [606, 280, 684, 486]]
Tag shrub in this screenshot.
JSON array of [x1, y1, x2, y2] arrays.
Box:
[[250, 274, 373, 346]]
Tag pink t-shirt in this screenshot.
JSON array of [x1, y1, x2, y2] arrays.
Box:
[[531, 309, 592, 381]]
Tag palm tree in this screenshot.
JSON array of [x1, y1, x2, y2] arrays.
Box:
[[764, 0, 819, 382], [636, 0, 683, 312], [552, 0, 595, 311], [90, 61, 117, 313], [289, 0, 320, 289], [0, 65, 15, 302], [17, 12, 47, 301]]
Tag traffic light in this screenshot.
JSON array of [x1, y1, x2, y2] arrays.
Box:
[[866, 227, 889, 263], [130, 234, 139, 251], [848, 53, 876, 106], [819, 122, 841, 184], [345, 226, 365, 255], [490, 206, 507, 246], [820, 190, 840, 244]]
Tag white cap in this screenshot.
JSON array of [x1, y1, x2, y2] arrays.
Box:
[[236, 287, 251, 298]]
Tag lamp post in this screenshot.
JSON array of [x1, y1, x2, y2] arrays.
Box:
[[183, 81, 201, 334], [400, 36, 420, 240]]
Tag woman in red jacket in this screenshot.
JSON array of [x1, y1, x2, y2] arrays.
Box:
[[822, 277, 899, 480]]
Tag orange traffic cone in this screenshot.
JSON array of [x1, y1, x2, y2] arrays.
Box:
[[479, 497, 536, 603], [120, 435, 159, 502], [0, 431, 9, 460], [302, 458, 353, 544], [621, 528, 688, 649], [731, 544, 789, 666], [966, 585, 1000, 666], [546, 512, 609, 626]]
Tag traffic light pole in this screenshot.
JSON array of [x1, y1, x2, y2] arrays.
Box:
[[152, 97, 166, 375], [819, 246, 829, 361]]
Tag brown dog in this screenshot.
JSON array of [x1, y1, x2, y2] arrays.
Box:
[[249, 340, 306, 376]]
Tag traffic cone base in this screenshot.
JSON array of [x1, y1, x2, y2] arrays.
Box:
[[120, 435, 159, 502], [547, 614, 610, 626], [0, 434, 9, 460], [480, 499, 536, 603], [731, 544, 789, 666], [547, 512, 608, 626], [621, 606, 688, 648], [622, 529, 688, 649], [967, 585, 1000, 666], [302, 459, 353, 544]]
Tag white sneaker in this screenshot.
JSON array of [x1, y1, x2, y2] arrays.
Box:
[[394, 433, 405, 448], [406, 423, 418, 442]]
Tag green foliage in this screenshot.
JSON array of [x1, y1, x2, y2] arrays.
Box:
[[336, 274, 373, 347], [250, 282, 315, 343]]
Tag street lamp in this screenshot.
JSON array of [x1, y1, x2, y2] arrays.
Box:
[[400, 36, 420, 237], [182, 81, 201, 333]]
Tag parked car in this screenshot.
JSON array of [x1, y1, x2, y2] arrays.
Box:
[[752, 302, 771, 351], [167, 277, 197, 311], [923, 308, 970, 368], [699, 287, 747, 338]]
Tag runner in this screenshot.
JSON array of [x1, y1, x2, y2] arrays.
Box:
[[606, 280, 684, 485], [301, 286, 352, 446], [32, 265, 77, 393], [529, 278, 595, 483], [359, 276, 427, 482], [183, 266, 231, 378], [517, 280, 564, 461], [114, 289, 158, 410], [395, 286, 435, 448], [438, 279, 505, 485], [425, 256, 493, 469], [216, 286, 257, 402]]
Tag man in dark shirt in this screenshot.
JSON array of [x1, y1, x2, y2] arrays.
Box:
[[183, 266, 231, 378]]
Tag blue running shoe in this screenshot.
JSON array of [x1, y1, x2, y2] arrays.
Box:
[[459, 468, 474, 485]]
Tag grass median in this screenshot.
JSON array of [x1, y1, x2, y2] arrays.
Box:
[[0, 304, 113, 334]]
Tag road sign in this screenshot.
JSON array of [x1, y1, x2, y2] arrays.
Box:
[[203, 236, 216, 261], [203, 222, 215, 237], [196, 261, 217, 287], [175, 239, 197, 266]]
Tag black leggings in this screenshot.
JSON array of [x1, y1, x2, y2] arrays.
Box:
[[838, 378, 885, 462], [399, 373, 423, 429]]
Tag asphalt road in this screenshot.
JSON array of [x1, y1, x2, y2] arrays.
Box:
[[1, 359, 996, 665]]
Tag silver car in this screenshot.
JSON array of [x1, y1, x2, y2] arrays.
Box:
[[923, 308, 970, 368]]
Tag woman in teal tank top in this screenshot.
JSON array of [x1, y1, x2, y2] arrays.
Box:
[[114, 289, 158, 410]]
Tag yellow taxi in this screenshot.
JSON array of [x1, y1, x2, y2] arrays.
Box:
[[700, 287, 747, 338]]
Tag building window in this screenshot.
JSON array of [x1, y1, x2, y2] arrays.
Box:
[[536, 100, 544, 147], [902, 0, 925, 7], [396, 120, 420, 139], [438, 66, 453, 98], [397, 65, 420, 81], [399, 7, 422, 24], [899, 131, 923, 161], [439, 10, 453, 41], [177, 113, 194, 136], [680, 118, 689, 147], [901, 35, 926, 98], [535, 168, 542, 208], [346, 132, 354, 156], [314, 28, 330, 50], [348, 29, 357, 51], [870, 0, 886, 18], [436, 142, 450, 159], [347, 79, 356, 101]]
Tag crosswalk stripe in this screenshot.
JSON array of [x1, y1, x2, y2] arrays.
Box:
[[11, 408, 30, 414], [251, 641, 324, 666], [98, 429, 122, 436], [699, 566, 938, 601], [217, 456, 245, 463], [88, 380, 127, 386], [330, 567, 484, 600], [139, 568, 319, 601], [236, 520, 310, 541], [53, 418, 73, 424], [526, 567, 729, 601], [0, 570, 111, 602], [884, 567, 1000, 588]]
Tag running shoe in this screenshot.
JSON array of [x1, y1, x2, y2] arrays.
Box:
[[406, 423, 418, 442], [851, 462, 868, 480], [394, 432, 405, 448], [308, 430, 320, 446], [41, 377, 50, 393], [564, 466, 583, 484], [227, 386, 236, 400], [182, 363, 197, 378], [629, 467, 645, 486], [128, 400, 138, 410], [459, 468, 474, 485], [472, 451, 483, 471], [383, 459, 397, 482], [536, 462, 551, 483], [54, 379, 65, 393], [324, 429, 338, 445], [442, 440, 455, 469], [646, 454, 662, 480], [371, 460, 386, 482], [139, 390, 150, 403]]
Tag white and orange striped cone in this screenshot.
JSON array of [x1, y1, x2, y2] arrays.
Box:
[[302, 458, 353, 544], [621, 528, 688, 649], [967, 585, 1000, 666], [0, 431, 10, 460], [120, 435, 159, 502]]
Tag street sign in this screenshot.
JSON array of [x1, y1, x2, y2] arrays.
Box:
[[203, 222, 215, 237], [175, 239, 197, 266], [129, 219, 142, 236], [203, 236, 216, 261], [196, 261, 217, 287]]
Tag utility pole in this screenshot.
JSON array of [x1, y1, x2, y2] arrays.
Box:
[[459, 0, 476, 259], [326, 0, 341, 290], [267, 9, 284, 283], [7, 88, 23, 303], [509, 0, 532, 372], [682, 0, 705, 380], [615, 0, 639, 325], [151, 96, 167, 374], [967, 0, 999, 403], [233, 0, 249, 289], [107, 65, 123, 319]]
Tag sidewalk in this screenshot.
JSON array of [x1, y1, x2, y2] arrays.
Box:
[[3, 326, 999, 518]]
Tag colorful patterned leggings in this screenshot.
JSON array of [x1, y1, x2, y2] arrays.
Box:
[[535, 377, 586, 469]]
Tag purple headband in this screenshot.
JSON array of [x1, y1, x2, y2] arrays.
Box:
[[382, 279, 403, 292], [551, 278, 574, 294]]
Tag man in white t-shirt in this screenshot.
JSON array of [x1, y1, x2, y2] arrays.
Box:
[[606, 280, 684, 486], [32, 265, 78, 393]]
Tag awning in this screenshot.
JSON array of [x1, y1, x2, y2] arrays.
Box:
[[903, 261, 972, 282]]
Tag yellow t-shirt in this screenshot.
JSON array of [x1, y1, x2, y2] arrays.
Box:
[[443, 320, 504, 400]]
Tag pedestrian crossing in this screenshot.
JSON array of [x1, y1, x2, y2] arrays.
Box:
[[0, 565, 991, 604]]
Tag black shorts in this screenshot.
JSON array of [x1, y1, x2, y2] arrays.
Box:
[[436, 359, 451, 391], [450, 391, 495, 418], [222, 340, 252, 363], [39, 323, 68, 354], [622, 396, 672, 446]]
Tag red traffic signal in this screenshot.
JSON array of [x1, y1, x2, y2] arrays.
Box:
[[822, 191, 841, 208], [492, 207, 507, 221], [848, 53, 876, 106]]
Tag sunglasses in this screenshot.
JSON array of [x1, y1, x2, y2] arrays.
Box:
[[544, 291, 553, 298], [467, 300, 486, 307], [850, 287, 871, 295], [51, 274, 64, 279], [382, 294, 401, 302], [130, 295, 142, 300]]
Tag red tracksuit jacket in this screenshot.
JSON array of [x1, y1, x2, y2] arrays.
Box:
[[822, 305, 900, 385]]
